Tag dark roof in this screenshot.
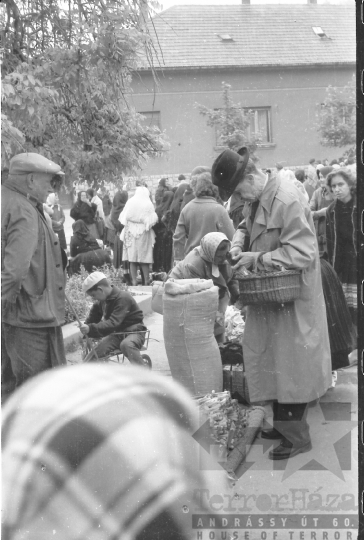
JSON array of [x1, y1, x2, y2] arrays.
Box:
[[144, 4, 355, 70]]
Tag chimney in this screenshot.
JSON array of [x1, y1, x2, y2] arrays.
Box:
[[307, 0, 318, 4], [241, 0, 250, 5]]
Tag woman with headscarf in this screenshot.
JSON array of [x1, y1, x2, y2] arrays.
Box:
[[153, 190, 175, 273], [69, 220, 111, 275], [119, 186, 158, 286], [173, 173, 235, 264], [169, 232, 239, 342], [2, 364, 216, 540], [70, 190, 99, 239]]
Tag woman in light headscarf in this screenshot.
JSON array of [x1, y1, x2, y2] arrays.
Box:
[[169, 232, 239, 342], [119, 186, 158, 286], [2, 364, 216, 540], [153, 190, 175, 273]]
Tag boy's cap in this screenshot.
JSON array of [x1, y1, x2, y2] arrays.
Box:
[[82, 272, 107, 293], [9, 153, 64, 176]]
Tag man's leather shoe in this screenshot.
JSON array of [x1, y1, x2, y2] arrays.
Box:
[[268, 440, 312, 460], [261, 428, 282, 440]]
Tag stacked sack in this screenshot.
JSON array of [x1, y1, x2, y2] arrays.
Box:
[[163, 278, 223, 396]]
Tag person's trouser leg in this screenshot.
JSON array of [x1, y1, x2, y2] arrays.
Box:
[[2, 324, 65, 390], [140, 263, 150, 286], [89, 334, 122, 361], [119, 331, 145, 365], [274, 403, 310, 447], [130, 262, 138, 286], [56, 229, 67, 250]]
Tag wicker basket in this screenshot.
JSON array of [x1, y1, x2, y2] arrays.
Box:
[[237, 270, 301, 306]]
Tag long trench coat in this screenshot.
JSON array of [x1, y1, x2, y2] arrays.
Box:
[[232, 176, 331, 404]]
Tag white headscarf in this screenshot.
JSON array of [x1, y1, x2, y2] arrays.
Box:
[[119, 186, 158, 234], [198, 232, 231, 277], [46, 193, 57, 206]]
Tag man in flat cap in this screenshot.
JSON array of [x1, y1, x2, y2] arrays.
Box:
[[212, 148, 331, 461], [1, 152, 67, 400]]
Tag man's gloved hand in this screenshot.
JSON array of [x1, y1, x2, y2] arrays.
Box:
[[231, 251, 262, 271], [229, 247, 243, 265]]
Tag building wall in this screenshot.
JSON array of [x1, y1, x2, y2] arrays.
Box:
[[129, 65, 354, 176]]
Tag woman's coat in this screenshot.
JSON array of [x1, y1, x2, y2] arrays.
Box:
[[232, 176, 331, 403]]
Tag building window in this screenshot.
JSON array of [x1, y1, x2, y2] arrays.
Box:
[[214, 106, 272, 147], [139, 111, 161, 129], [244, 107, 272, 144]]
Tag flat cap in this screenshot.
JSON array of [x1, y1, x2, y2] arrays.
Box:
[[82, 272, 107, 294], [9, 153, 64, 176]]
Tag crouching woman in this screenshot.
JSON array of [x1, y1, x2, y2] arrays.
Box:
[[168, 232, 238, 343]]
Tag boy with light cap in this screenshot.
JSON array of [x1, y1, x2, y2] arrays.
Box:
[[1, 152, 67, 400], [80, 272, 147, 364]]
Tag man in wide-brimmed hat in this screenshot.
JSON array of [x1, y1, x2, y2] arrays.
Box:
[[2, 152, 67, 400], [211, 147, 331, 461]]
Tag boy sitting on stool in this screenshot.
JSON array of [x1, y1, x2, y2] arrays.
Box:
[[80, 272, 147, 365]]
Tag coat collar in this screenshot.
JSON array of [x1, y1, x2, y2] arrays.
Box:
[[3, 182, 46, 216], [243, 174, 281, 246]]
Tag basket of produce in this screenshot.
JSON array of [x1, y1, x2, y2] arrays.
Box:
[[235, 267, 301, 306]]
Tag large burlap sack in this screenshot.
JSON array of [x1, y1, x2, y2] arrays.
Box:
[[164, 278, 214, 296], [163, 284, 223, 396]]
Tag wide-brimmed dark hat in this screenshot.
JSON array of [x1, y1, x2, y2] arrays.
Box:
[[211, 147, 249, 202]]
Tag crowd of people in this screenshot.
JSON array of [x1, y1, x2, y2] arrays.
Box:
[[1, 148, 358, 539]]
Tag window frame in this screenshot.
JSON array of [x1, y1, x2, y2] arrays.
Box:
[[213, 105, 273, 147], [139, 110, 161, 129]]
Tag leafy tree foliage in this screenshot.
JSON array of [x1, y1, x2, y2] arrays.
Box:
[[196, 82, 261, 157], [318, 75, 356, 155], [1, 0, 166, 186]]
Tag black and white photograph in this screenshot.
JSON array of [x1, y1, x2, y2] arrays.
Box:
[[1, 0, 361, 539]]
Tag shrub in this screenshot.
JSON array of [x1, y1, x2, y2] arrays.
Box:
[[64, 265, 128, 324]]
